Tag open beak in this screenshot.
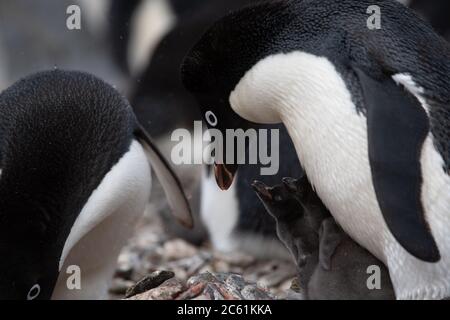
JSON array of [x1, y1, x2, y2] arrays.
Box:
[[251, 180, 273, 201], [214, 163, 236, 190]]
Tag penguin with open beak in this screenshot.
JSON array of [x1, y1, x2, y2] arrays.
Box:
[[0, 70, 192, 300], [181, 0, 450, 299]]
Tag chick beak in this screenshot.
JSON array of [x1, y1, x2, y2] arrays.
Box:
[[251, 180, 273, 201]]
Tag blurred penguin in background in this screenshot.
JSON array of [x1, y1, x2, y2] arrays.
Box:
[[110, 0, 257, 137]]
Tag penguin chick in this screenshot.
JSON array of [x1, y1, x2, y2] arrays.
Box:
[[253, 179, 395, 300], [0, 70, 192, 300]]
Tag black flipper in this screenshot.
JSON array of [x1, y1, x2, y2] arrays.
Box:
[[134, 124, 193, 229], [354, 68, 440, 262]]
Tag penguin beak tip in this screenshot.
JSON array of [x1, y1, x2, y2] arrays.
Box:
[[214, 163, 235, 190]]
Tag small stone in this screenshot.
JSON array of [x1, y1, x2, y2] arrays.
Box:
[[116, 251, 141, 277], [203, 283, 225, 300], [109, 278, 135, 296], [176, 282, 207, 300], [127, 278, 185, 300], [290, 277, 302, 293], [285, 289, 306, 300], [213, 260, 230, 273], [168, 252, 212, 277], [125, 270, 175, 298], [225, 274, 247, 294], [214, 251, 255, 267], [161, 239, 198, 261], [257, 261, 297, 288], [187, 272, 218, 287], [241, 285, 276, 300]]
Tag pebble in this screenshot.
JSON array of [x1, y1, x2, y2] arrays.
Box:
[[111, 210, 299, 300], [125, 271, 175, 298], [109, 278, 135, 296], [127, 278, 186, 300], [161, 239, 199, 261]]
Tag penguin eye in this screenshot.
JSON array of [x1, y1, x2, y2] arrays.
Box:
[[27, 284, 41, 300], [205, 111, 218, 127]]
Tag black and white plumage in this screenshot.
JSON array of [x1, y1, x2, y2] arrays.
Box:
[[182, 0, 450, 299], [0, 70, 192, 300]]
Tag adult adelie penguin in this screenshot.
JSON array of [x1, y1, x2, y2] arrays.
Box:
[[182, 0, 450, 299], [0, 70, 192, 300]]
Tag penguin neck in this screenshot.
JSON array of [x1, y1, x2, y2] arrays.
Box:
[[230, 50, 357, 187]]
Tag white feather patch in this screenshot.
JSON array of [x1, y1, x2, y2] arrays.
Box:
[[53, 140, 151, 300]]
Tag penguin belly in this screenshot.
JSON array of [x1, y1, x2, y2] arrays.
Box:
[[51, 141, 151, 300]]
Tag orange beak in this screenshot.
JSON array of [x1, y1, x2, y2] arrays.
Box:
[[214, 163, 236, 190]]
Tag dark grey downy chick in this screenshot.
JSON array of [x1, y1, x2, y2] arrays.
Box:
[[253, 178, 395, 300]]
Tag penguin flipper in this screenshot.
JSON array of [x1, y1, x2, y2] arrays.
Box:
[[135, 125, 194, 229], [354, 68, 440, 263]]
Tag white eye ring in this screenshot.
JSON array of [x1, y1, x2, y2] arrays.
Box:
[[205, 111, 218, 127], [27, 284, 41, 300]]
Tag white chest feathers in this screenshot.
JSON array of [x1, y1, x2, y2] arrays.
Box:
[[230, 51, 450, 299], [52, 140, 151, 300]]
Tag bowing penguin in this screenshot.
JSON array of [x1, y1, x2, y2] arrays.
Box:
[[181, 0, 450, 299], [0, 70, 192, 300]]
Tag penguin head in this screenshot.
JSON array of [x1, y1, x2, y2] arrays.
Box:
[[252, 180, 302, 221], [182, 1, 293, 189], [0, 201, 60, 300]]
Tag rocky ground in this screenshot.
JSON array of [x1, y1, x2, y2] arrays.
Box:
[[109, 211, 300, 300]]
